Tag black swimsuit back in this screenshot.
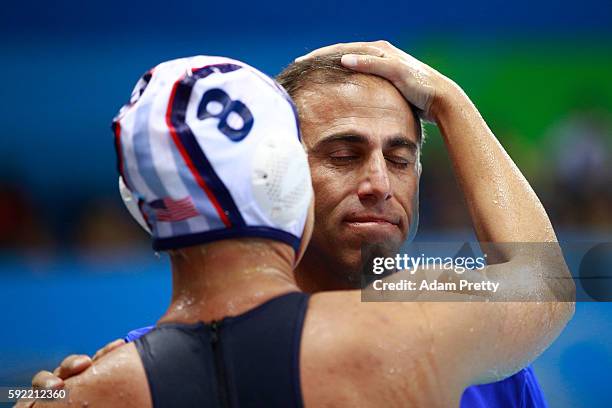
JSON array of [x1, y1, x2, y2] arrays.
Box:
[[134, 292, 310, 408]]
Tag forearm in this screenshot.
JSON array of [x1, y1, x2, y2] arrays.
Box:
[[432, 89, 575, 373], [432, 83, 556, 248]]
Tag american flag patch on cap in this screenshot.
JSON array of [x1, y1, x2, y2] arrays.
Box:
[[149, 197, 199, 222]]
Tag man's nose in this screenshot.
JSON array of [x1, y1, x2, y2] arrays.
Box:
[[357, 153, 392, 204]]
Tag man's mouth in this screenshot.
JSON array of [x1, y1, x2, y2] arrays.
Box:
[[342, 214, 402, 239], [343, 214, 400, 226]]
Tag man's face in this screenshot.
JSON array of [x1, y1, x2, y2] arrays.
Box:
[[295, 74, 420, 276]]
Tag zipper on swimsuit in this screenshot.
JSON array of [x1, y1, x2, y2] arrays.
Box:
[[211, 321, 231, 408]]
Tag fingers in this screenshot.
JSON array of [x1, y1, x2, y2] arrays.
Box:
[[13, 399, 35, 408], [295, 40, 440, 120], [24, 353, 95, 407], [340, 54, 435, 116], [31, 370, 64, 390], [54, 354, 92, 379], [92, 338, 125, 361], [340, 54, 400, 81], [295, 42, 385, 62], [26, 368, 68, 407]]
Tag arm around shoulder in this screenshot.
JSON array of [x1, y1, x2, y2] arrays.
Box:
[[33, 343, 151, 408]]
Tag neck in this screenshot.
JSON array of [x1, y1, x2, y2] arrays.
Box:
[[158, 238, 299, 325], [295, 246, 361, 293]]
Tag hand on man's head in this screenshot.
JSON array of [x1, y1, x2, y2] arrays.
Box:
[[296, 40, 460, 122]]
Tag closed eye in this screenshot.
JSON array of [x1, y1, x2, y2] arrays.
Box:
[[330, 149, 360, 162], [385, 155, 413, 169]]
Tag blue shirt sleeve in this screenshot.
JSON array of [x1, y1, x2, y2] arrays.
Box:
[[521, 366, 549, 408], [124, 325, 155, 343], [460, 365, 548, 408]]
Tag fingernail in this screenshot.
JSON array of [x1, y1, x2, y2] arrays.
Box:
[[70, 356, 88, 370], [341, 55, 358, 67], [44, 378, 62, 389]]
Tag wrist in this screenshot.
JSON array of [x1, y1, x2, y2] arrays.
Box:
[[429, 79, 471, 123]]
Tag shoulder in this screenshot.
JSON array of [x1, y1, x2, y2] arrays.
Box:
[[34, 343, 151, 408], [299, 291, 462, 407]]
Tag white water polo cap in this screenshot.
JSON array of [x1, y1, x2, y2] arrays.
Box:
[[112, 56, 312, 252]]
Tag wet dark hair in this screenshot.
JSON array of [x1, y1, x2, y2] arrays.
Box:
[[275, 52, 424, 146]]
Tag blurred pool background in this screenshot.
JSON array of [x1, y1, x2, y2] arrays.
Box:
[[1, 0, 611, 406]]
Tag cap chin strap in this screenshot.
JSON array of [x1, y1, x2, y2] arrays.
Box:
[[119, 177, 151, 235]]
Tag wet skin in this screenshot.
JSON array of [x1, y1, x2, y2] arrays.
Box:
[[295, 74, 421, 287]]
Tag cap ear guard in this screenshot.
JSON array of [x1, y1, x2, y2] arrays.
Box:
[[119, 176, 151, 235]]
